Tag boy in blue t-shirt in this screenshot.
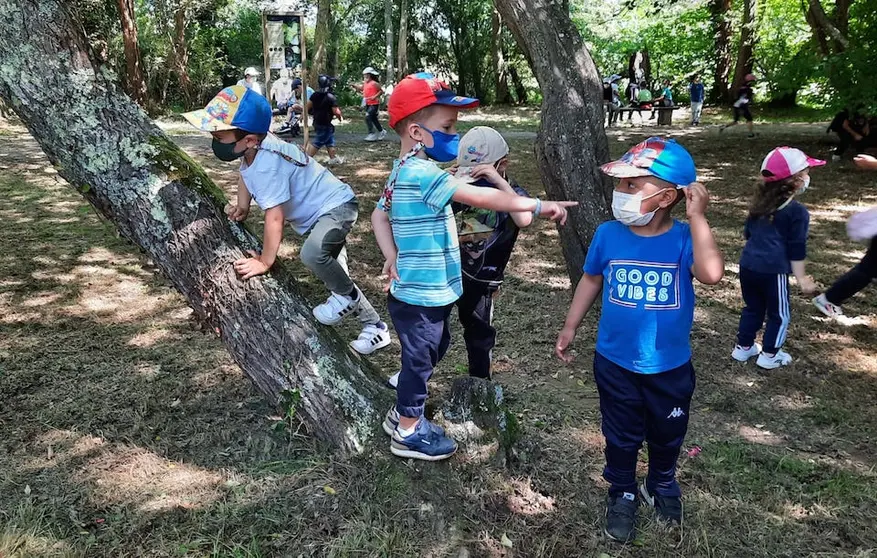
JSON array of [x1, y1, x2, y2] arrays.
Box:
[[688, 74, 705, 126], [372, 73, 576, 461], [555, 137, 724, 543]]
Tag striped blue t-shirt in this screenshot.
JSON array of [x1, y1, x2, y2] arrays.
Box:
[[377, 157, 461, 307]]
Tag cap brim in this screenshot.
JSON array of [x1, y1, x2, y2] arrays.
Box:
[[433, 96, 480, 109], [182, 109, 237, 132], [807, 156, 826, 168], [600, 160, 654, 179]]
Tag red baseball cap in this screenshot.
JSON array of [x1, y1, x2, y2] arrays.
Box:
[[388, 73, 479, 128]]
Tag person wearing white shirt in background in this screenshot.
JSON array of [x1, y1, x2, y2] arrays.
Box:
[[237, 66, 263, 96]]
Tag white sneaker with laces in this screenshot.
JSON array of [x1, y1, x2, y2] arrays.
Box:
[[327, 156, 345, 165], [377, 130, 387, 140], [313, 291, 360, 325], [350, 322, 391, 355], [386, 370, 400, 390], [756, 350, 792, 370], [732, 343, 762, 362], [364, 133, 377, 142], [813, 294, 844, 319]]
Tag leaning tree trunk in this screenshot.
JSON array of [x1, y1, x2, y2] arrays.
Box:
[[491, 9, 512, 105], [313, 0, 333, 87], [494, 0, 612, 281], [709, 0, 732, 103], [730, 0, 758, 101], [172, 0, 192, 107], [384, 0, 395, 83], [396, 0, 409, 78], [0, 0, 391, 456], [117, 0, 148, 107]]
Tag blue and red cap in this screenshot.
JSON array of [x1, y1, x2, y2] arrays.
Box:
[[182, 85, 272, 135], [601, 136, 697, 187], [388, 73, 479, 128]]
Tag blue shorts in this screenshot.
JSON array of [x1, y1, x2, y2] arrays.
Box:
[[312, 125, 336, 148]]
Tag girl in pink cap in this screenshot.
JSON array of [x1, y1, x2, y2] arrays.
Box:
[[732, 147, 825, 369]]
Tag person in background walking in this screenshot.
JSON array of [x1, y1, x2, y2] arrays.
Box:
[[350, 67, 386, 142], [688, 74, 705, 126]]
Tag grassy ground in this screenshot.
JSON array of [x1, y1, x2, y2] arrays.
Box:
[[2, 108, 877, 557]]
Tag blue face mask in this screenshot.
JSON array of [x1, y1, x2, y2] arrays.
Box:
[[418, 124, 459, 162]]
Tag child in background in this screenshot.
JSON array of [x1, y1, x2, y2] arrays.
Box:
[[732, 147, 822, 369], [306, 74, 345, 165], [183, 85, 392, 355], [385, 126, 531, 389], [556, 137, 724, 543], [649, 79, 673, 120], [688, 74, 705, 126], [813, 153, 877, 317], [721, 73, 756, 137], [350, 67, 386, 142], [373, 73, 576, 461]]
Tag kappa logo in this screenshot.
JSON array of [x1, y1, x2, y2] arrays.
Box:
[[667, 407, 686, 419]]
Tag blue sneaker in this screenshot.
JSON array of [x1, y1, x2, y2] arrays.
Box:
[[390, 418, 457, 461], [383, 407, 445, 437]]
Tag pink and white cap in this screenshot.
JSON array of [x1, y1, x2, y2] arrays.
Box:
[[760, 146, 825, 182]]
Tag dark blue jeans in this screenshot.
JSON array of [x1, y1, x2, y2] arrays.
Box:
[[388, 294, 453, 418], [594, 352, 696, 498]]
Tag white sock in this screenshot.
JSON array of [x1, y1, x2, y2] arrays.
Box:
[[396, 419, 419, 438]]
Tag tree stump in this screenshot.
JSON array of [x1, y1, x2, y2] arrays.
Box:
[[657, 107, 674, 126]]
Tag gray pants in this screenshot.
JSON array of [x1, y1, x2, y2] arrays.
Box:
[[300, 200, 381, 325]]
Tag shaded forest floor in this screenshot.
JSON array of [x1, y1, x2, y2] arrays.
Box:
[[2, 107, 877, 557]]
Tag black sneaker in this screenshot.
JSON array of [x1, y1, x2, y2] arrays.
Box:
[[605, 492, 638, 542], [640, 482, 683, 524]]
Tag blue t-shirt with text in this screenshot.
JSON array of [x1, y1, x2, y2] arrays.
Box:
[[584, 220, 696, 374]]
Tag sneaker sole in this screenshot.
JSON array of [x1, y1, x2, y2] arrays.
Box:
[[349, 334, 391, 355], [382, 418, 397, 436], [390, 442, 456, 461], [603, 527, 635, 543], [731, 352, 757, 362], [756, 360, 789, 370], [313, 309, 345, 326]]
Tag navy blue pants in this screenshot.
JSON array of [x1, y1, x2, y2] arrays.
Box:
[[736, 267, 790, 354], [594, 352, 696, 498], [456, 278, 497, 380], [388, 294, 453, 418]]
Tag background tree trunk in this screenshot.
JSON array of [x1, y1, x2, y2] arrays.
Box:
[[313, 0, 333, 87], [116, 0, 148, 106], [172, 1, 192, 107], [494, 0, 613, 281], [396, 0, 409, 77], [710, 0, 732, 103], [491, 9, 512, 104], [730, 0, 758, 100], [508, 64, 527, 104], [384, 0, 395, 83], [0, 0, 390, 456]]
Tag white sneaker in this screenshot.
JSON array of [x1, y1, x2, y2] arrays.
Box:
[[756, 350, 792, 370], [377, 130, 387, 141], [327, 156, 345, 165], [350, 322, 391, 355], [386, 370, 400, 390], [732, 343, 762, 362], [313, 291, 360, 325], [831, 154, 842, 162], [382, 406, 400, 436], [364, 133, 377, 142], [813, 294, 844, 319]]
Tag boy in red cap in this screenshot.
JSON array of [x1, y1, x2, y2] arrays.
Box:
[[555, 137, 724, 542], [372, 73, 577, 461]]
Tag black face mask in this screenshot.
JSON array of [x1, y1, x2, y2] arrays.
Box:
[[211, 138, 247, 162]]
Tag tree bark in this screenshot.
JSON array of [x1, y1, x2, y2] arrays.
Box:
[[730, 0, 758, 100], [491, 9, 512, 105], [116, 0, 147, 106], [709, 0, 732, 103], [172, 1, 192, 107], [806, 0, 849, 53], [494, 0, 613, 281], [508, 64, 527, 104], [384, 0, 395, 83], [396, 0, 409, 77], [313, 0, 333, 86], [0, 0, 391, 456]]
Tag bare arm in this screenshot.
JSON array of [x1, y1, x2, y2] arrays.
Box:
[[451, 181, 576, 225], [372, 208, 400, 291], [685, 183, 724, 285], [791, 260, 816, 293], [226, 175, 252, 221], [842, 120, 863, 140], [233, 205, 284, 279], [555, 273, 604, 363]]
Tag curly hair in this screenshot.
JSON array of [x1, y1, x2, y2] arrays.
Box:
[[748, 175, 798, 219]]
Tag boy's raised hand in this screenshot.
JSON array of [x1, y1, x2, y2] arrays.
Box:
[[468, 164, 504, 184], [685, 182, 709, 218], [854, 154, 877, 171], [555, 326, 577, 363], [539, 201, 578, 225]]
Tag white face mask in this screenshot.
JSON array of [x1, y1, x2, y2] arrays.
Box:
[[611, 189, 667, 227], [799, 175, 811, 193]]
